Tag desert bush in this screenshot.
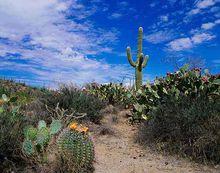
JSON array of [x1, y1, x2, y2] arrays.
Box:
[[139, 93, 220, 163], [135, 65, 220, 163], [0, 94, 27, 171], [0, 79, 52, 122], [0, 78, 53, 102], [86, 82, 135, 108], [45, 85, 106, 123], [0, 81, 97, 172], [133, 65, 220, 121], [0, 86, 9, 96]]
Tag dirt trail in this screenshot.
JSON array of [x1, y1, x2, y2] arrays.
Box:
[[91, 108, 219, 173]]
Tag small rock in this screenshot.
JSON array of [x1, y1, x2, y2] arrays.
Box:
[[214, 165, 219, 169]]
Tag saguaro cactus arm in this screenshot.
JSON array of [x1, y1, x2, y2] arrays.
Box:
[[126, 47, 136, 67], [142, 55, 149, 68]]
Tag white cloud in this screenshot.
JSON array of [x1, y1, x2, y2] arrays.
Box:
[[201, 22, 216, 29], [188, 0, 218, 16], [109, 13, 123, 19], [201, 19, 220, 30], [210, 6, 220, 12], [191, 33, 215, 43], [168, 38, 193, 51], [196, 0, 216, 9], [159, 15, 169, 22], [168, 33, 215, 51], [0, 0, 131, 86], [108, 1, 135, 20], [188, 8, 201, 15], [215, 19, 220, 24], [145, 30, 175, 44]]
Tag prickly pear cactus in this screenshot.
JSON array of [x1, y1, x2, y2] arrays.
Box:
[[22, 119, 62, 156], [24, 126, 38, 141], [36, 127, 50, 146], [57, 128, 94, 173], [38, 120, 47, 130], [50, 119, 62, 135], [22, 139, 35, 156]]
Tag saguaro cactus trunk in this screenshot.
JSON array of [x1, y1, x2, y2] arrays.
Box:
[[127, 27, 149, 90]]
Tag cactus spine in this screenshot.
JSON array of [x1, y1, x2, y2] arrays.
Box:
[[57, 129, 94, 173], [127, 27, 149, 90]]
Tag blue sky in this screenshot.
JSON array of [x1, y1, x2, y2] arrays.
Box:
[[0, 0, 219, 87]]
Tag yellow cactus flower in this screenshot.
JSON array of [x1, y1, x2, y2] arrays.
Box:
[[80, 126, 89, 133], [69, 122, 89, 133], [0, 99, 4, 106], [69, 122, 78, 130], [77, 125, 89, 133]]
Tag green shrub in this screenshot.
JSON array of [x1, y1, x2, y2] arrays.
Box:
[[133, 65, 220, 121], [46, 85, 106, 123], [139, 93, 220, 163], [0, 86, 9, 96], [86, 82, 135, 108], [0, 94, 26, 170], [135, 65, 220, 163]]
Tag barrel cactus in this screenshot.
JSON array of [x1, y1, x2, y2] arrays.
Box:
[[127, 27, 149, 90], [57, 123, 94, 173]]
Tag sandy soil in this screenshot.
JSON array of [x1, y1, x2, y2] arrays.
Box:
[[91, 108, 219, 173]]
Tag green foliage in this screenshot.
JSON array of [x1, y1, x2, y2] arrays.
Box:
[[22, 139, 34, 156], [24, 126, 38, 141], [135, 65, 220, 163], [0, 94, 26, 170], [22, 119, 62, 156], [0, 88, 8, 96], [36, 127, 50, 147], [50, 119, 62, 135], [143, 94, 220, 163], [0, 78, 51, 107], [127, 27, 149, 90], [57, 129, 94, 173], [133, 65, 220, 121], [46, 85, 106, 123], [38, 120, 47, 130], [87, 82, 135, 107]]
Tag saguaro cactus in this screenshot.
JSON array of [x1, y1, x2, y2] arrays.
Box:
[[127, 27, 149, 90]]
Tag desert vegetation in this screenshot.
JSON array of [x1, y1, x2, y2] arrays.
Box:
[[0, 28, 219, 173], [1, 67, 220, 172]]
